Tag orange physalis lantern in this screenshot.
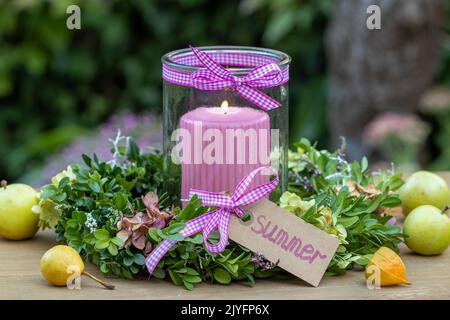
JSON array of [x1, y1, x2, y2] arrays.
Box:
[[365, 246, 410, 287]]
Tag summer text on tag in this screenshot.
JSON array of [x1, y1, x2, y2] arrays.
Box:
[[229, 198, 340, 287]]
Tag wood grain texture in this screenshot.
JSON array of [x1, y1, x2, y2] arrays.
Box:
[[1, 176, 450, 300]]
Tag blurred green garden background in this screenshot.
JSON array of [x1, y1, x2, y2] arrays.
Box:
[[1, 0, 450, 186]]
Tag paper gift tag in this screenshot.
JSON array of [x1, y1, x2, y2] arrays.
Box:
[[229, 198, 340, 287]]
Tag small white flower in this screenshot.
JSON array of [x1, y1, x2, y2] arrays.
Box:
[[85, 212, 98, 233]]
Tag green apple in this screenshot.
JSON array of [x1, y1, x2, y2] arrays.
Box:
[[403, 205, 450, 255], [0, 182, 39, 240], [399, 171, 450, 215]]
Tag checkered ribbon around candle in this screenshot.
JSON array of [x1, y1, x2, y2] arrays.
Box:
[[162, 46, 289, 111], [145, 166, 279, 274]]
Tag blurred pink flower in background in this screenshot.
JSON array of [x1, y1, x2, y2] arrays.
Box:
[[363, 112, 430, 171], [364, 112, 430, 146]]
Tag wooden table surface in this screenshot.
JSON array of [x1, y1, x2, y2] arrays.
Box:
[[1, 174, 450, 300]]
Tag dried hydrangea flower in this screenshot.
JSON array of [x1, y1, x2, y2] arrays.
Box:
[[116, 192, 173, 252]]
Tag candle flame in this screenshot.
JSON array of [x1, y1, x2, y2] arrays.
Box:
[[221, 100, 229, 114]]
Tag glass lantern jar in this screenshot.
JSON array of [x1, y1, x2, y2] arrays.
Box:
[[162, 46, 290, 204]]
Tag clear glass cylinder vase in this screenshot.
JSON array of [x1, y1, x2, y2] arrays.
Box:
[[162, 46, 290, 204]]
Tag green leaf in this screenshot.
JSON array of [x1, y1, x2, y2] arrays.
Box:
[[221, 263, 239, 276], [66, 219, 79, 229], [110, 237, 124, 247], [365, 196, 384, 213], [83, 197, 95, 210], [72, 183, 90, 192], [88, 180, 101, 193], [175, 268, 187, 274], [126, 138, 141, 160], [355, 255, 371, 265], [129, 264, 139, 274], [187, 233, 203, 244], [76, 165, 89, 179], [123, 255, 135, 267], [100, 263, 109, 274], [133, 254, 145, 265], [82, 154, 92, 167], [41, 185, 57, 199], [64, 231, 81, 242], [388, 174, 404, 191], [156, 228, 167, 240], [184, 275, 202, 284], [384, 226, 402, 234], [167, 222, 186, 234], [152, 268, 166, 279], [332, 188, 347, 213], [180, 252, 189, 259], [183, 279, 194, 291], [58, 177, 70, 189], [350, 161, 363, 183], [107, 243, 118, 256], [52, 192, 67, 202], [338, 216, 359, 228], [168, 233, 185, 241], [95, 239, 110, 250], [227, 252, 245, 265], [186, 267, 199, 276], [380, 196, 402, 208], [94, 229, 110, 240], [168, 269, 183, 286], [121, 268, 133, 279], [216, 249, 233, 263], [361, 157, 368, 172], [148, 228, 162, 242], [213, 268, 232, 284], [114, 193, 128, 210]]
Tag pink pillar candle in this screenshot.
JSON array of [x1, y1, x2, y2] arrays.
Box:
[[178, 103, 270, 204]]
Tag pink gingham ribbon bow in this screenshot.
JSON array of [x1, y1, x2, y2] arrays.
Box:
[[189, 46, 283, 111], [145, 166, 279, 274]]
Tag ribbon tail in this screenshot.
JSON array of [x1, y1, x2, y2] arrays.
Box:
[[145, 239, 177, 274], [145, 213, 212, 274], [203, 209, 231, 254], [236, 86, 281, 111]]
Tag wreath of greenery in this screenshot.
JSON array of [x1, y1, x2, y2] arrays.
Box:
[[34, 135, 404, 289]]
